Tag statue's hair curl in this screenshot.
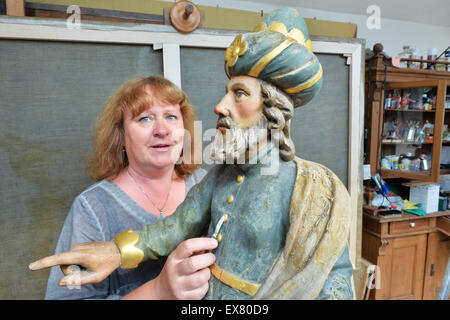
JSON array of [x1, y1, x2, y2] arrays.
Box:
[[259, 80, 295, 162]]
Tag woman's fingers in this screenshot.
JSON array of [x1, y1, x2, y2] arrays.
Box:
[[184, 281, 210, 300], [179, 251, 216, 275], [173, 238, 218, 261], [183, 266, 212, 291], [158, 238, 218, 299]]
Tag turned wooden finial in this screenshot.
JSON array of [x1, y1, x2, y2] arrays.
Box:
[[373, 43, 383, 55], [169, 1, 202, 33]]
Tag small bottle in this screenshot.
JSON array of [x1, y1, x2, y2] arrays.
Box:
[[422, 94, 428, 110], [392, 90, 401, 109], [401, 93, 409, 109], [427, 48, 439, 69], [436, 51, 450, 71], [446, 50, 450, 72], [410, 48, 421, 69], [385, 92, 392, 109]]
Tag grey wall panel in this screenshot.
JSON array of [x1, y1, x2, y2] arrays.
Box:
[[0, 40, 162, 299], [292, 53, 349, 187], [180, 47, 230, 170]]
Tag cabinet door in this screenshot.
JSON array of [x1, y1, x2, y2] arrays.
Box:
[[380, 80, 446, 182], [442, 83, 450, 174], [382, 234, 427, 300], [423, 232, 450, 299]]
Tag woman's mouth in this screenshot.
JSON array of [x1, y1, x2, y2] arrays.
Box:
[[151, 144, 171, 151]]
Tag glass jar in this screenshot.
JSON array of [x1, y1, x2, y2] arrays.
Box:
[[436, 56, 448, 71], [398, 45, 412, 68], [427, 48, 439, 69], [410, 48, 422, 69]]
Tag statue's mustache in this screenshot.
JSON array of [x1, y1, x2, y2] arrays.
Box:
[[216, 116, 234, 130]]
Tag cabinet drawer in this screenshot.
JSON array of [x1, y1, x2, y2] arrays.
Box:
[[389, 219, 430, 235]]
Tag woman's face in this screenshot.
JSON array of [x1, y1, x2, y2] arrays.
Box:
[[123, 86, 185, 172]]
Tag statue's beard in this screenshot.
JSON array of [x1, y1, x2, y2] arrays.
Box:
[[210, 115, 268, 164]]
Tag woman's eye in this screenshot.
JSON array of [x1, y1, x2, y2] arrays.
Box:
[[139, 116, 151, 122], [167, 115, 177, 120]]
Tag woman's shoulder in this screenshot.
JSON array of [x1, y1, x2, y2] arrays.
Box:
[[72, 179, 125, 212], [77, 179, 117, 198]]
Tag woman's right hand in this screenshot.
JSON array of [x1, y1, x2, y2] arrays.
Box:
[[122, 237, 218, 300]]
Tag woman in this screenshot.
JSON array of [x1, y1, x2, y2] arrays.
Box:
[[45, 76, 216, 300]]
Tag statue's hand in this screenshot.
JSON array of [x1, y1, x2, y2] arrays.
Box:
[[29, 241, 121, 286]]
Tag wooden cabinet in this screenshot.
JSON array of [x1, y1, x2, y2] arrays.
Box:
[[363, 43, 450, 300], [362, 211, 450, 299], [365, 44, 450, 182]]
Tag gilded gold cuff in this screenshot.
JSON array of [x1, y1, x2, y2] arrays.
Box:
[[112, 229, 144, 269]]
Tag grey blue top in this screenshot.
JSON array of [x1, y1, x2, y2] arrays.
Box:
[[44, 169, 207, 300]]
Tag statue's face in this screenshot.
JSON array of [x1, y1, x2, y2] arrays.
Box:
[[209, 76, 267, 163], [214, 76, 263, 130]]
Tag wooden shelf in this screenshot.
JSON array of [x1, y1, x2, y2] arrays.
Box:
[[384, 109, 435, 112], [380, 168, 433, 181], [382, 141, 432, 145], [363, 208, 450, 222]]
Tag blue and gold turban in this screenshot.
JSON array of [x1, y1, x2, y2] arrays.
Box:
[[224, 8, 322, 108]]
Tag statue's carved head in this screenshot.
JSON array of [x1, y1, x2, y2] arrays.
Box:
[[224, 8, 323, 109], [211, 8, 321, 164]]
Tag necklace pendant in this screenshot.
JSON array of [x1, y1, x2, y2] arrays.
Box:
[[160, 209, 163, 219]]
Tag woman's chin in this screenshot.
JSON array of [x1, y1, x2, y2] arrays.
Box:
[[144, 146, 182, 169], [146, 159, 175, 170], [148, 154, 181, 169]]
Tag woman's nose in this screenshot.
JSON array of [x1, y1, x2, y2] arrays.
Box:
[[153, 117, 169, 137], [214, 95, 230, 117]]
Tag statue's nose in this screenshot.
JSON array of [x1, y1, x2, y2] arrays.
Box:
[[214, 96, 230, 117]]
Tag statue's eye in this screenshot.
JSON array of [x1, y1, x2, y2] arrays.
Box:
[[235, 90, 247, 98]]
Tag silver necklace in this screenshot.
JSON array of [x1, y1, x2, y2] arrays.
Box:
[[127, 169, 173, 219]]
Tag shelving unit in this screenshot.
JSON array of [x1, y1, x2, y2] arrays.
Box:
[[365, 46, 450, 182]]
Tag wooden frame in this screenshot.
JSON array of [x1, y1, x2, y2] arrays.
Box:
[[0, 16, 364, 268]]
